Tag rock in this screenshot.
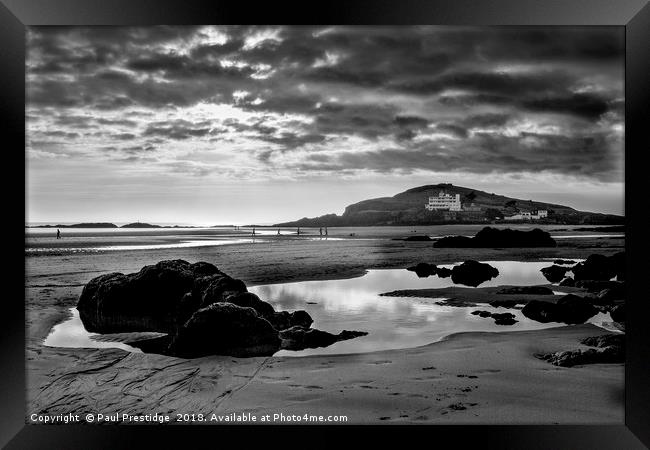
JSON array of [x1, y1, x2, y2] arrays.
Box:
[[540, 265, 569, 283], [279, 326, 367, 351], [610, 251, 625, 281], [574, 280, 622, 292], [559, 277, 575, 287], [168, 303, 281, 358], [521, 294, 598, 324], [538, 333, 625, 367], [489, 299, 520, 309], [581, 334, 624, 349], [435, 267, 453, 278], [406, 262, 437, 278], [198, 274, 248, 307], [434, 227, 556, 248], [609, 304, 625, 322], [77, 260, 225, 333], [267, 310, 314, 330], [222, 292, 275, 317], [554, 259, 576, 265], [492, 313, 517, 325], [596, 284, 625, 303], [470, 310, 517, 325], [572, 253, 623, 282], [450, 260, 499, 287], [496, 286, 553, 295], [404, 235, 432, 241], [537, 348, 623, 367]]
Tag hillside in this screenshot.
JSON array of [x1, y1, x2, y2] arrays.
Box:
[[274, 183, 623, 227]]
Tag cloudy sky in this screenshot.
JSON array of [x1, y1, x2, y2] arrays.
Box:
[[26, 26, 624, 225]]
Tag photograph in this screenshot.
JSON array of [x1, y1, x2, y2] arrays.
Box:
[[14, 17, 640, 435]]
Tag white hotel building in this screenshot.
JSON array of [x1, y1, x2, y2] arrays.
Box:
[[425, 192, 462, 211]]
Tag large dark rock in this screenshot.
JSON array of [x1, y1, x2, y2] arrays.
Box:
[[168, 303, 281, 358], [435, 267, 453, 278], [77, 260, 320, 358], [521, 294, 598, 324], [279, 326, 367, 351], [540, 265, 569, 283], [77, 260, 224, 333], [406, 262, 437, 278], [496, 286, 554, 295], [451, 260, 499, 287], [572, 253, 625, 282], [434, 227, 556, 248]]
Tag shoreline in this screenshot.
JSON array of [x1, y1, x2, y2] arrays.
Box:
[[26, 233, 625, 424]]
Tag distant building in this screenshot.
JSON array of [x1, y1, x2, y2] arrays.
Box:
[[504, 209, 548, 220], [425, 191, 462, 211]]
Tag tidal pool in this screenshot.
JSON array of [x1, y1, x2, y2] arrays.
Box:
[[44, 260, 615, 357]]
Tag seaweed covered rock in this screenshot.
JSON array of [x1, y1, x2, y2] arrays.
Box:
[[434, 227, 556, 248], [559, 277, 575, 287], [537, 333, 625, 367], [451, 260, 499, 287], [471, 310, 517, 325]]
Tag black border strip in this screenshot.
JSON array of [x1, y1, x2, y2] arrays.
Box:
[[3, 0, 649, 448]]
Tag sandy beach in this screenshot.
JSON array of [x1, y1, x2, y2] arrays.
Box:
[[25, 226, 624, 424]]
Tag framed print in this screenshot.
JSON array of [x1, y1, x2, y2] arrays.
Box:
[[3, 0, 649, 448]]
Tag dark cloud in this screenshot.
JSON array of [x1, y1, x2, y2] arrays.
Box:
[[26, 25, 624, 181]]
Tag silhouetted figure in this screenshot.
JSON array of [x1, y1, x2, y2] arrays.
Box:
[[297, 227, 301, 235], [319, 227, 323, 236], [252, 226, 256, 236], [277, 229, 280, 235], [56, 229, 61, 240], [325, 227, 328, 237]]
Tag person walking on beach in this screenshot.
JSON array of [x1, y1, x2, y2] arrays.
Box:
[[252, 226, 256, 236], [277, 229, 280, 235], [56, 229, 61, 239], [297, 227, 300, 236], [325, 227, 328, 237], [319, 227, 322, 237]]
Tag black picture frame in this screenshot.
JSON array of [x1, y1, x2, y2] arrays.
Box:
[[3, 0, 649, 448]]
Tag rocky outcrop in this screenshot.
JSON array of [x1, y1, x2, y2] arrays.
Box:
[[450, 261, 499, 287], [554, 259, 576, 265], [279, 326, 368, 351], [537, 333, 624, 367], [435, 267, 453, 278], [496, 286, 553, 295], [434, 227, 556, 248], [77, 260, 363, 358], [540, 265, 570, 283], [403, 235, 432, 241], [521, 294, 598, 324]]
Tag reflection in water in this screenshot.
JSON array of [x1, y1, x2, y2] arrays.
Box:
[[44, 261, 614, 357]]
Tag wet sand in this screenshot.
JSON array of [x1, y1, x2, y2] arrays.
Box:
[[25, 231, 624, 424]]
